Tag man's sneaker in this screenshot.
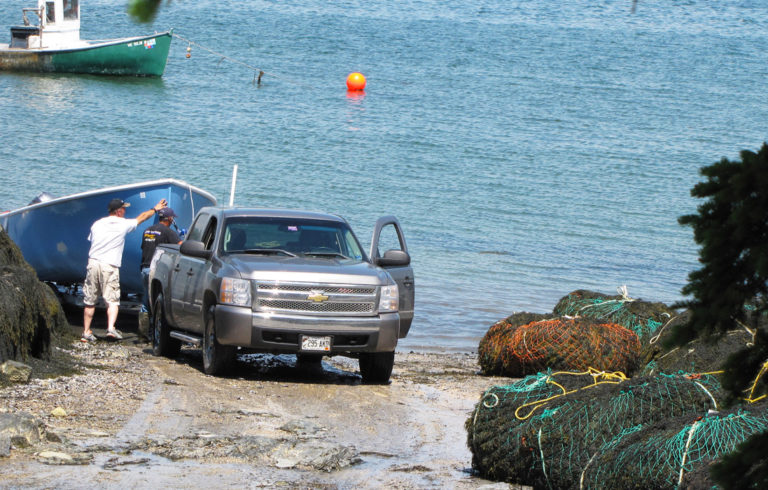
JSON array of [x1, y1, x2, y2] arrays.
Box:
[[80, 332, 97, 343], [106, 329, 123, 340]]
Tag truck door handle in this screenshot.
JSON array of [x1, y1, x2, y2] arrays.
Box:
[[174, 265, 180, 272], [187, 269, 194, 276]]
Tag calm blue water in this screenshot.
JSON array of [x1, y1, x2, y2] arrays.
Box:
[[2, 1, 767, 352]]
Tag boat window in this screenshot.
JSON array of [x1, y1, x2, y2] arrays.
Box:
[[63, 0, 78, 20], [21, 7, 42, 27], [45, 2, 55, 23]]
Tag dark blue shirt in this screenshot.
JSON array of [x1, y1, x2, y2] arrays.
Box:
[[140, 223, 180, 269]]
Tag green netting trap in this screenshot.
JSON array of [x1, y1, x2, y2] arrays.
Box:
[[466, 371, 725, 488], [640, 327, 755, 377], [639, 306, 762, 378], [553, 288, 676, 342], [581, 403, 768, 489]]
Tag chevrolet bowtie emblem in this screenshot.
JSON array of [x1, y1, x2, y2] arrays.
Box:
[[307, 291, 329, 302]]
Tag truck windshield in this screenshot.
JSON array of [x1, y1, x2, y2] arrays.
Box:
[[221, 217, 365, 260]]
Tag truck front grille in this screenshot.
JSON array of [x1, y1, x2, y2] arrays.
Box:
[[255, 282, 378, 316]]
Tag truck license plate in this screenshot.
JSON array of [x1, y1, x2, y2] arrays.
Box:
[[301, 335, 331, 352]]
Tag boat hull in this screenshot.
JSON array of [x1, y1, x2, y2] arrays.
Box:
[[0, 32, 172, 76], [0, 179, 217, 295]]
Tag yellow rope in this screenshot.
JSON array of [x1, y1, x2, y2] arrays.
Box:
[[514, 368, 628, 420], [734, 319, 757, 346], [684, 362, 767, 404], [745, 360, 768, 403]]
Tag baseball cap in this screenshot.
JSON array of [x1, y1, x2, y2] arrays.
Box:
[[108, 198, 130, 212], [157, 207, 177, 219]]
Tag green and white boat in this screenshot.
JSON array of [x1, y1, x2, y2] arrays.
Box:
[[0, 0, 172, 76]]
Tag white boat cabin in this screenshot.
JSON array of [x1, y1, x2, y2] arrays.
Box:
[[10, 0, 83, 49]]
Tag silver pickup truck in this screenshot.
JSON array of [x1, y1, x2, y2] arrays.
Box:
[[148, 207, 414, 383]]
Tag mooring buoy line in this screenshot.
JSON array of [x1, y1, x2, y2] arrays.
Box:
[[171, 33, 312, 88]]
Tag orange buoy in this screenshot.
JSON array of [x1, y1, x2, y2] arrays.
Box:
[[346, 72, 366, 91]]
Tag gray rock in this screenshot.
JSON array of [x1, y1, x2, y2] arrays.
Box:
[[279, 419, 325, 437], [235, 435, 280, 458], [37, 451, 74, 464], [273, 441, 361, 472], [0, 360, 32, 384], [0, 434, 10, 457], [193, 430, 218, 440], [37, 450, 92, 465], [103, 455, 151, 469], [477, 484, 533, 490], [137, 311, 150, 341], [0, 412, 42, 446], [45, 430, 64, 443], [237, 408, 279, 417], [107, 347, 130, 359]]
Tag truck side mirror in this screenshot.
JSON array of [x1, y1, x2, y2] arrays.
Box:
[[376, 249, 410, 267], [180, 240, 212, 260]]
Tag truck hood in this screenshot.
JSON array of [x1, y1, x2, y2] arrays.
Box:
[[222, 256, 392, 285]]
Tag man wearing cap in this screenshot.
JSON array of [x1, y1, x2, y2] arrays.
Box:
[[138, 207, 183, 338], [81, 197, 167, 342]]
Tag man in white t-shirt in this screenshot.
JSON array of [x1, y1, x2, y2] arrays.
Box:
[[81, 197, 167, 342]]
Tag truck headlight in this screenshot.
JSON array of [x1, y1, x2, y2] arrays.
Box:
[[220, 277, 252, 307], [378, 284, 399, 313]]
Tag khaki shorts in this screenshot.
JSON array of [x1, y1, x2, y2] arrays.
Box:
[[83, 259, 121, 306]]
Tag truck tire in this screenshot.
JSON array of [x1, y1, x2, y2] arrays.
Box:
[[358, 351, 395, 384], [203, 306, 236, 375], [152, 294, 181, 358]]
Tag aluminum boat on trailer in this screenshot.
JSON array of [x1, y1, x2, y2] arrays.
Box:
[[0, 179, 217, 295], [0, 0, 172, 76]]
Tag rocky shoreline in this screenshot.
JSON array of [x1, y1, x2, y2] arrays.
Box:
[[1, 325, 521, 488]]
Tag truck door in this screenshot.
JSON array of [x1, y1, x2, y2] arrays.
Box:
[[370, 216, 415, 337], [171, 213, 212, 330], [179, 215, 218, 334]]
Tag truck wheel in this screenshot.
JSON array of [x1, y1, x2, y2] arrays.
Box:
[[152, 294, 181, 358], [203, 306, 236, 375], [358, 351, 395, 384]]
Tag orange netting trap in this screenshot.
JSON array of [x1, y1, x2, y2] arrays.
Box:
[[479, 316, 641, 377]]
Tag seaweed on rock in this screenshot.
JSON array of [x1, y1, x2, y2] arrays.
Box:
[[0, 229, 72, 366]]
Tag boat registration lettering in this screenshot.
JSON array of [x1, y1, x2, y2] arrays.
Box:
[[128, 39, 157, 49]]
